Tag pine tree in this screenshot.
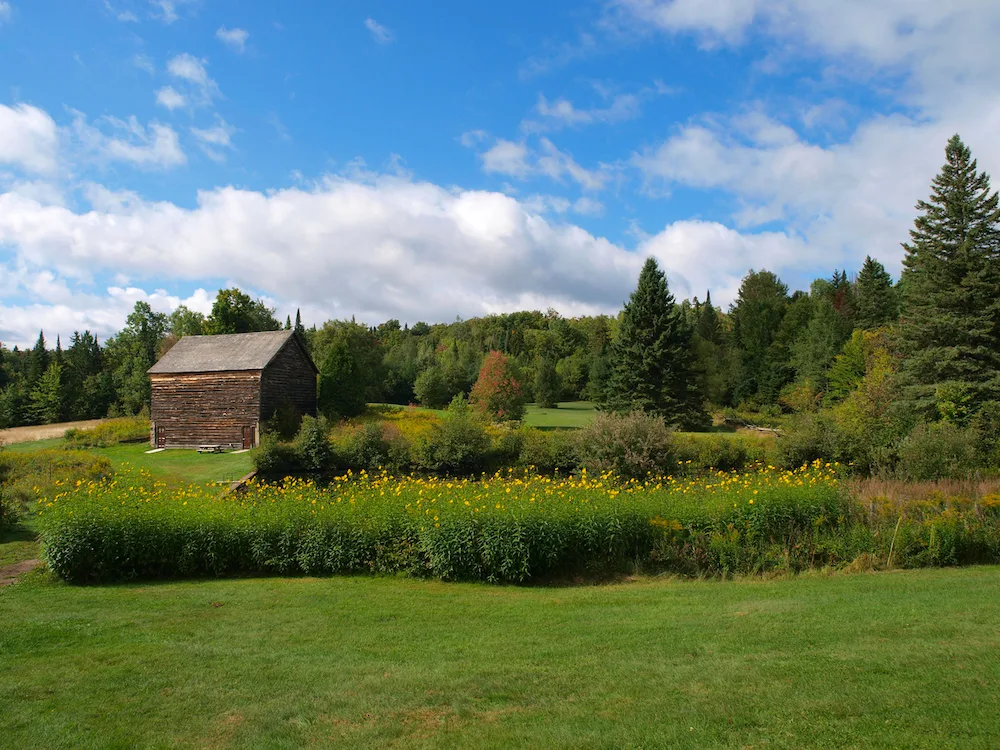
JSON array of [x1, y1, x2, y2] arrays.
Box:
[[30, 362, 63, 424], [27, 331, 49, 386], [854, 256, 898, 330], [603, 257, 706, 427], [285, 315, 292, 330], [898, 134, 1000, 416], [730, 270, 790, 405], [295, 309, 305, 335]]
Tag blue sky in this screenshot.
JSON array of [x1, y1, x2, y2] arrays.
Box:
[[1, 0, 999, 346]]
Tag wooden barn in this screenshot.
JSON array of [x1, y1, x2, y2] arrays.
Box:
[[148, 329, 317, 450]]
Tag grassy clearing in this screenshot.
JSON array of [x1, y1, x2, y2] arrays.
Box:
[[522, 401, 596, 430], [2, 568, 1000, 748]]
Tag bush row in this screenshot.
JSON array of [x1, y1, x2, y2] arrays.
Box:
[[38, 463, 1000, 584], [64, 415, 150, 448], [254, 406, 779, 480]]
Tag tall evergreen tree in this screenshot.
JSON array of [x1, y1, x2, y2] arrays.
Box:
[[854, 256, 898, 330], [730, 270, 789, 405], [27, 331, 49, 385], [898, 134, 1000, 416], [30, 362, 63, 424], [295, 309, 305, 335], [603, 257, 706, 427]]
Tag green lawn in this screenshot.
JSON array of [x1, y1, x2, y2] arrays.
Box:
[[523, 401, 596, 430], [2, 567, 1000, 748], [5, 440, 254, 486]]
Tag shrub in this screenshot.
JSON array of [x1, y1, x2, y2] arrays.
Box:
[[896, 422, 979, 481], [469, 351, 525, 422], [776, 412, 843, 469], [972, 401, 1000, 468], [413, 366, 452, 409], [64, 415, 150, 448], [672, 432, 776, 474], [517, 427, 579, 474], [413, 395, 492, 475], [336, 421, 411, 473], [294, 416, 335, 472], [576, 411, 674, 480], [251, 433, 300, 476]]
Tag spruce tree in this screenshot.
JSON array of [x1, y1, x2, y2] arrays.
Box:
[[295, 309, 305, 335], [603, 257, 706, 427], [730, 270, 790, 405], [27, 331, 48, 386], [854, 256, 897, 330], [898, 134, 1000, 415]]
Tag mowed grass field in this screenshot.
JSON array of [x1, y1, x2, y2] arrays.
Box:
[[2, 567, 1000, 748]]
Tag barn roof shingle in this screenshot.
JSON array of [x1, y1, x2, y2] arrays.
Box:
[[148, 330, 316, 374]]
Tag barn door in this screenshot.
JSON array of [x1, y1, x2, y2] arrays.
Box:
[[242, 425, 255, 450], [155, 425, 166, 448]]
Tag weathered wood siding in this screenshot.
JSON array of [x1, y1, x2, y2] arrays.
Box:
[[260, 337, 317, 421], [150, 371, 261, 449]]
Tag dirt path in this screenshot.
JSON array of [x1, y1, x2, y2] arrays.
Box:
[[0, 419, 105, 445], [0, 559, 42, 587]]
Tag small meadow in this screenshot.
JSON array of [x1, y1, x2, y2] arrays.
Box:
[[36, 461, 1000, 584]]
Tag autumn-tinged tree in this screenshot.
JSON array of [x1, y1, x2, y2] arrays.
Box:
[[469, 350, 525, 422]]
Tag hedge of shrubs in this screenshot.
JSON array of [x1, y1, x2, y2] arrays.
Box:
[[64, 415, 150, 448], [253, 403, 781, 480]]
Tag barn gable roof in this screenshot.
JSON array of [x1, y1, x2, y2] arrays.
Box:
[[148, 330, 318, 375]]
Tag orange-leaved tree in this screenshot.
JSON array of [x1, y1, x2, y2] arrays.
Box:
[[469, 350, 525, 422]]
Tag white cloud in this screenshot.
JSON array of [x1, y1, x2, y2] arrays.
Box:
[[149, 0, 186, 24], [0, 103, 59, 174], [191, 118, 236, 162], [71, 112, 186, 169], [166, 53, 219, 105], [364, 18, 393, 44], [155, 86, 186, 110], [521, 83, 673, 133], [216, 26, 249, 53], [0, 2, 12, 22], [470, 134, 609, 190], [521, 194, 605, 217]]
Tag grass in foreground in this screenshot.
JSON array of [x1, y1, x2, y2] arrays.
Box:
[[2, 568, 1000, 748]]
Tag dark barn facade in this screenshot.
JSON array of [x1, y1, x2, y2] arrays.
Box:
[[148, 330, 318, 449]]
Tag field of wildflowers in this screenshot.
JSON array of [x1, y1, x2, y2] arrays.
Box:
[[36, 459, 1000, 584]]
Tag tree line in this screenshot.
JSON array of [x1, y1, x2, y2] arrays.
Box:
[[2, 134, 998, 470]]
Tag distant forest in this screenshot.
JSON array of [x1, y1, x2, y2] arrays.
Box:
[[2, 135, 999, 471]]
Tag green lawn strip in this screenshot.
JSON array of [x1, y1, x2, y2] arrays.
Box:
[[2, 568, 999, 748], [92, 444, 254, 486], [0, 517, 41, 567], [522, 401, 596, 430], [4, 438, 65, 453]]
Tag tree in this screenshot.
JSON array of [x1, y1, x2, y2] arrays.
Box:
[[105, 302, 167, 415], [27, 331, 49, 386], [413, 365, 452, 408], [730, 270, 789, 405], [294, 309, 305, 335], [469, 350, 525, 422], [854, 256, 898, 330], [897, 134, 1000, 416], [205, 288, 281, 334], [168, 305, 206, 338], [603, 257, 706, 427], [30, 362, 63, 424], [316, 322, 382, 419], [534, 355, 560, 409]]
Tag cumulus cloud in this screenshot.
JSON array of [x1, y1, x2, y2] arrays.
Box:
[[0, 164, 825, 347], [166, 53, 220, 106], [71, 112, 186, 169], [0, 103, 59, 174], [468, 133, 610, 190], [191, 118, 236, 162], [155, 86, 186, 110], [365, 18, 393, 44], [216, 26, 249, 53]]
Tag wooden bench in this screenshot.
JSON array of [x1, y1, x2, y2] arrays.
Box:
[[198, 444, 225, 454]]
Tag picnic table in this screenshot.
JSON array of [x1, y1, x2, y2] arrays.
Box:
[[198, 444, 226, 454]]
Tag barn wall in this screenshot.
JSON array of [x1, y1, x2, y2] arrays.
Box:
[[150, 371, 262, 449], [260, 337, 317, 422]]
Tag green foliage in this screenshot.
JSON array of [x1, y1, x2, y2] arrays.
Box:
[[317, 322, 383, 419], [672, 432, 777, 473], [413, 365, 452, 408], [971, 401, 1000, 468], [776, 412, 844, 469], [0, 448, 113, 514], [336, 421, 412, 474], [260, 401, 304, 441], [105, 301, 168, 416], [251, 433, 301, 475], [294, 415, 335, 472], [577, 411, 675, 480], [533, 355, 560, 409], [205, 288, 280, 335], [469, 351, 525, 422], [854, 256, 898, 330], [898, 135, 1000, 415], [413, 395, 493, 475], [896, 422, 979, 481], [516, 427, 579, 473], [29, 362, 63, 424], [64, 415, 150, 448], [167, 304, 206, 337], [603, 257, 706, 428], [730, 270, 790, 405]]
